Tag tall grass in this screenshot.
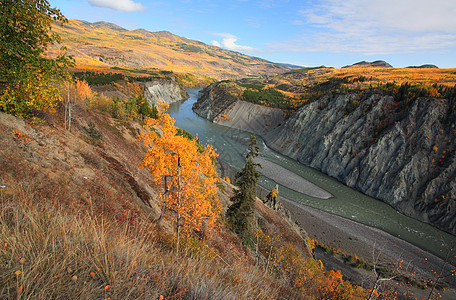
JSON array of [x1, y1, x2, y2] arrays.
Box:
[[0, 182, 291, 299]]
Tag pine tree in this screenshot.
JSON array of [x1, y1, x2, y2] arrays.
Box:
[[226, 135, 261, 246]]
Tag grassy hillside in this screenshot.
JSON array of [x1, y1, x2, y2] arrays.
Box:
[[49, 20, 290, 80], [0, 90, 371, 298], [228, 65, 456, 110]]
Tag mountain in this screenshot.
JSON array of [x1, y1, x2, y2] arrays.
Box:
[[49, 20, 290, 80], [343, 60, 393, 68]]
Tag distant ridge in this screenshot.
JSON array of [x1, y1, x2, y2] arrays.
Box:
[[89, 21, 127, 31], [406, 64, 439, 69], [278, 63, 305, 69], [343, 60, 393, 68]]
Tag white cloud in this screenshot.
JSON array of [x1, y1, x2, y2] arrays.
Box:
[[87, 0, 145, 12], [210, 40, 221, 47], [290, 0, 456, 55], [210, 33, 255, 53]]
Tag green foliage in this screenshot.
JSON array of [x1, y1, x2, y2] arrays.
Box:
[[226, 136, 261, 247], [176, 128, 204, 153], [0, 0, 75, 118], [242, 88, 288, 108], [175, 44, 202, 53], [87, 93, 158, 121], [237, 82, 265, 90], [73, 71, 125, 85], [136, 94, 158, 119]]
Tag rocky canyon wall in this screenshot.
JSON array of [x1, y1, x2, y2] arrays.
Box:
[[194, 83, 456, 235], [144, 80, 185, 106]]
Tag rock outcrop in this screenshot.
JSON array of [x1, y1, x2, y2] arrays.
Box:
[[266, 94, 456, 235], [194, 82, 285, 135], [143, 80, 184, 106], [194, 84, 456, 235]]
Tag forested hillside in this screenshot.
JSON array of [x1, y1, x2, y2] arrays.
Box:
[[48, 20, 290, 80]]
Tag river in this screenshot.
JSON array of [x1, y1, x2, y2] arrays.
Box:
[[168, 87, 456, 261]]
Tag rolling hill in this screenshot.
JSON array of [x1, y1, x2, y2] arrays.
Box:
[[49, 20, 290, 80]]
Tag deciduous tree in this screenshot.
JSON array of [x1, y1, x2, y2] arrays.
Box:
[[140, 102, 221, 250], [0, 0, 74, 118]]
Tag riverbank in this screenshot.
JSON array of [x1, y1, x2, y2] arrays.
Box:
[[220, 159, 456, 297], [254, 157, 333, 199], [279, 196, 456, 299]]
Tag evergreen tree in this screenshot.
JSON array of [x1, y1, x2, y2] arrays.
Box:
[[226, 135, 261, 246]]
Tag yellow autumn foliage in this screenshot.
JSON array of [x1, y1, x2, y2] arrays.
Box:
[[140, 102, 221, 235]]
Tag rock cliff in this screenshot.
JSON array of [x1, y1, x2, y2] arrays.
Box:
[[194, 84, 456, 235], [193, 82, 285, 135], [144, 80, 184, 106]]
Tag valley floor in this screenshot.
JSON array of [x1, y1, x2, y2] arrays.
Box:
[[280, 197, 456, 300]]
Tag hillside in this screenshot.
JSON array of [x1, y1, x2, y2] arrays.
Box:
[[0, 94, 379, 299], [219, 64, 456, 110], [49, 20, 290, 80]]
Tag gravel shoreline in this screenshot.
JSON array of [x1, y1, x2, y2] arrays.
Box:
[[254, 157, 333, 199], [219, 159, 456, 298], [279, 196, 456, 299]]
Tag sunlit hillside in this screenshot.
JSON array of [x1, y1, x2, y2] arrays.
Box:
[[49, 20, 290, 80], [231, 64, 456, 109]]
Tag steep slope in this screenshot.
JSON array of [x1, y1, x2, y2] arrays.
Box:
[[193, 82, 285, 135], [0, 104, 336, 299], [192, 67, 456, 235], [49, 20, 290, 80], [144, 80, 184, 105], [264, 92, 456, 235]]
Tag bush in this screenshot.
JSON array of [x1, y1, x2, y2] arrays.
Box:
[[242, 88, 288, 108]]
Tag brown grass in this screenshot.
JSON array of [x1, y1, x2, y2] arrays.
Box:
[[0, 103, 372, 299], [0, 181, 296, 299]]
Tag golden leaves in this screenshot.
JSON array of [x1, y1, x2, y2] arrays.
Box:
[[140, 101, 221, 235]]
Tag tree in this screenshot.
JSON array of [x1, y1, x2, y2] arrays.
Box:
[[140, 102, 221, 251], [0, 0, 74, 118], [226, 135, 261, 246]]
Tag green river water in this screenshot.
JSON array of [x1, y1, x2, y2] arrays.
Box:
[[168, 88, 456, 261]]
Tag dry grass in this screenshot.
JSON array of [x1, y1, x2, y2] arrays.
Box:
[[0, 110, 303, 299], [0, 182, 295, 299], [0, 106, 371, 299]]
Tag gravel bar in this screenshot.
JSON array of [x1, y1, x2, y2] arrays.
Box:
[[254, 157, 333, 199]]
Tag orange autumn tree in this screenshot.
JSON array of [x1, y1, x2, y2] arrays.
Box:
[[140, 101, 221, 250]]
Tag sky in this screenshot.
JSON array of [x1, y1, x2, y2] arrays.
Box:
[[49, 0, 456, 68]]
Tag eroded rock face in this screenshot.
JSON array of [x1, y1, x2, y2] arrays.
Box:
[[193, 82, 285, 135], [264, 93, 455, 235], [194, 83, 456, 235], [144, 80, 184, 105]]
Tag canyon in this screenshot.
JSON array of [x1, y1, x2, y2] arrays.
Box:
[[193, 81, 456, 236]]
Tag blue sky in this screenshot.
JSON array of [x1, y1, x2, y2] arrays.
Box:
[[49, 0, 456, 68]]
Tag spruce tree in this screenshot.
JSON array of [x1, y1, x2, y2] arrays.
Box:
[[226, 135, 261, 246]]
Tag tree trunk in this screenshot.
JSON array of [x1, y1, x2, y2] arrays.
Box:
[[176, 156, 181, 253]]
